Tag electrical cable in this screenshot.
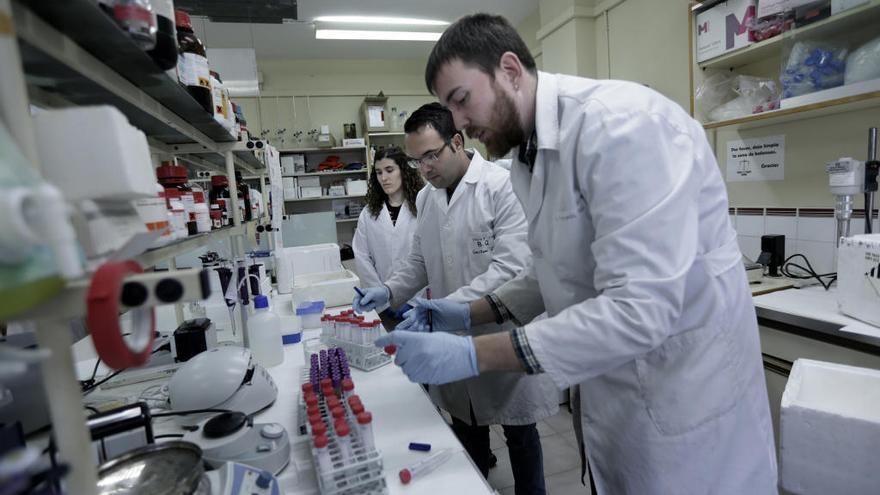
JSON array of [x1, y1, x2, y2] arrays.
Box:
[[153, 434, 184, 439], [151, 408, 232, 418], [781, 253, 837, 290]]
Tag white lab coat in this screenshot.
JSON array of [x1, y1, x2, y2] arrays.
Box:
[[493, 72, 778, 493], [385, 151, 558, 425], [352, 202, 418, 298]]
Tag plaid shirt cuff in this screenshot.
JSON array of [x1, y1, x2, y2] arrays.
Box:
[[510, 327, 544, 375], [486, 293, 512, 325]]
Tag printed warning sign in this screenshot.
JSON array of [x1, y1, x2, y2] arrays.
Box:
[[726, 135, 785, 182]]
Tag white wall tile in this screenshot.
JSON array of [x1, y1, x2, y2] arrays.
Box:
[[797, 217, 836, 243], [738, 235, 762, 261], [736, 214, 765, 237], [850, 217, 880, 236], [794, 240, 836, 275]]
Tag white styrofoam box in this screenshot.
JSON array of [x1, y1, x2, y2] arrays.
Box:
[[780, 78, 880, 109], [34, 106, 155, 201], [283, 188, 298, 200], [284, 243, 342, 276], [346, 179, 368, 196], [342, 138, 365, 147], [299, 187, 322, 199], [832, 0, 869, 14], [282, 177, 295, 189], [696, 0, 756, 62], [837, 234, 880, 327], [780, 358, 880, 495], [298, 176, 321, 188], [292, 269, 359, 308], [757, 0, 815, 17]]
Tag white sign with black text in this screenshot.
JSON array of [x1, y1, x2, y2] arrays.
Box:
[[726, 135, 785, 182]]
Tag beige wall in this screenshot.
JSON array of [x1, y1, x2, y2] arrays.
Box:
[[598, 0, 872, 209]]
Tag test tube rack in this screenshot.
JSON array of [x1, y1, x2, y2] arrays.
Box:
[[323, 336, 392, 371], [299, 369, 388, 495]]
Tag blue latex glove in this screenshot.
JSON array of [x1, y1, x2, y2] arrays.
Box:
[[375, 331, 478, 384], [395, 297, 471, 332], [352, 286, 390, 313], [392, 303, 414, 320]]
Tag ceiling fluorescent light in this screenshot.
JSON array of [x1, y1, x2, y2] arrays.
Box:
[[314, 16, 448, 26], [315, 29, 442, 41]]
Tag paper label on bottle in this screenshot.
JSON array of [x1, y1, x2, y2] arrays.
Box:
[[178, 53, 211, 90]]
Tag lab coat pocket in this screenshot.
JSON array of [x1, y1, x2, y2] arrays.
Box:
[[635, 320, 738, 437]]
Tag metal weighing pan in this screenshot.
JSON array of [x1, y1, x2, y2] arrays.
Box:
[[97, 441, 205, 495]]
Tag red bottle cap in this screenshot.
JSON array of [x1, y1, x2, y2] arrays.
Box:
[[175, 9, 193, 30], [351, 402, 364, 415], [320, 378, 332, 388], [341, 378, 354, 392], [305, 395, 318, 408], [308, 411, 322, 424], [164, 188, 181, 199], [156, 164, 187, 180], [326, 396, 340, 408], [357, 411, 372, 425], [335, 422, 350, 437], [312, 422, 327, 437], [302, 383, 313, 394], [359, 322, 371, 328], [399, 468, 412, 484], [211, 175, 228, 187], [331, 406, 345, 419], [384, 345, 397, 355], [314, 434, 328, 449], [193, 191, 205, 203], [347, 395, 361, 407]]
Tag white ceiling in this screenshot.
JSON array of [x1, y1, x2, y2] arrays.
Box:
[[192, 0, 538, 60]]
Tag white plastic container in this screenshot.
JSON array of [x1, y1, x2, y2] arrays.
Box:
[[296, 301, 325, 329], [248, 295, 284, 367], [192, 190, 211, 233]]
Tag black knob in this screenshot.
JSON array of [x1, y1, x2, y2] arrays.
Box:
[[155, 278, 184, 303], [120, 282, 148, 307]]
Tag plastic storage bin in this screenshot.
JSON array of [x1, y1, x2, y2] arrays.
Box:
[[297, 301, 326, 330]]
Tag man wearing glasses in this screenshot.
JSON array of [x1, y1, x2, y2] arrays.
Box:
[[353, 102, 558, 494]]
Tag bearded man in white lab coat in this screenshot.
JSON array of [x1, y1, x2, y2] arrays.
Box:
[[354, 103, 558, 494], [376, 13, 779, 495]]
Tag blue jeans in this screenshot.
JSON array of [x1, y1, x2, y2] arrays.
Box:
[[450, 412, 546, 495]]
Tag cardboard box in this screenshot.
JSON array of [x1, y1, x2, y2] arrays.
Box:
[[299, 186, 322, 198], [696, 0, 757, 63], [832, 0, 869, 13], [328, 185, 346, 197], [346, 179, 368, 196], [283, 188, 298, 200], [757, 0, 815, 17], [343, 138, 366, 147], [281, 154, 304, 175], [298, 176, 321, 188]]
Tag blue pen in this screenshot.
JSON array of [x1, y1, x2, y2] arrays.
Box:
[[354, 286, 366, 298]]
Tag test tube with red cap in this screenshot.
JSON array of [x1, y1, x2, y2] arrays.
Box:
[[357, 411, 375, 451], [312, 421, 327, 438], [398, 448, 453, 485], [335, 420, 355, 463], [314, 434, 334, 472], [331, 406, 345, 421], [341, 377, 355, 400]]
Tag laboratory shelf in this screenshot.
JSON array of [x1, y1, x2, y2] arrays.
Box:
[[285, 194, 365, 203], [134, 221, 254, 268], [703, 89, 880, 130], [278, 146, 367, 153], [367, 131, 405, 137], [285, 170, 367, 177], [13, 0, 235, 148], [698, 0, 880, 70]]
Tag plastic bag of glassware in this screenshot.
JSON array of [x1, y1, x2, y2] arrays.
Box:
[[706, 75, 779, 122], [781, 40, 848, 98], [844, 36, 880, 85], [695, 72, 736, 121]]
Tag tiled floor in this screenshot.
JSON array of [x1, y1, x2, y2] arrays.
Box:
[[486, 407, 590, 495]]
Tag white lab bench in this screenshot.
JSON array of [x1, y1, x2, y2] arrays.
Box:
[[74, 311, 495, 495], [752, 285, 880, 455]]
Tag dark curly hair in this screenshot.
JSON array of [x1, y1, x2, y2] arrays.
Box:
[[365, 147, 423, 219]]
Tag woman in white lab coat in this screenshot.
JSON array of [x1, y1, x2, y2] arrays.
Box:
[[352, 148, 424, 315]]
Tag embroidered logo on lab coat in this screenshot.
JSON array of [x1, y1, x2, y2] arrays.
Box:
[[471, 231, 494, 255]]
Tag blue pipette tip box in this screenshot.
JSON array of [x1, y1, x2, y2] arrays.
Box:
[[408, 442, 431, 452]]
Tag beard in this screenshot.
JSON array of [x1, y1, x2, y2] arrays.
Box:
[[466, 84, 525, 158]]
